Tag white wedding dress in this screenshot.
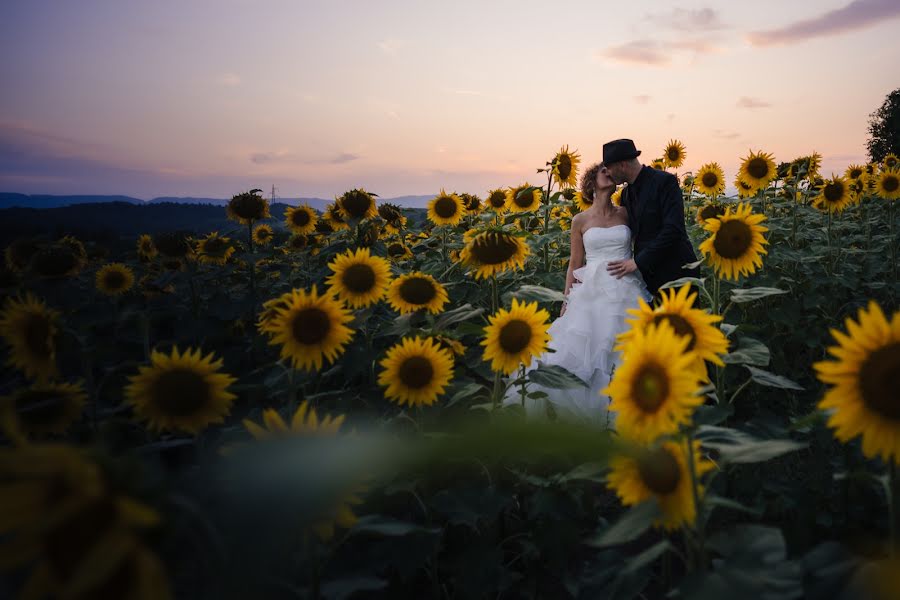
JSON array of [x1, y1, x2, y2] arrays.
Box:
[[504, 225, 651, 426]]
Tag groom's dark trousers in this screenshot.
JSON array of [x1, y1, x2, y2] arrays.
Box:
[[621, 165, 700, 301]]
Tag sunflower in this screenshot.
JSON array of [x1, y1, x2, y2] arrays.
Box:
[[136, 234, 157, 260], [378, 337, 454, 407], [286, 233, 312, 252], [694, 163, 725, 197], [226, 190, 270, 224], [681, 174, 695, 195], [845, 164, 868, 186], [325, 247, 392, 308], [459, 193, 482, 213], [196, 232, 235, 265], [738, 150, 777, 190], [377, 203, 407, 233], [153, 231, 192, 258], [433, 334, 466, 358], [875, 169, 900, 201], [486, 188, 509, 213], [812, 175, 855, 213], [884, 153, 899, 171], [607, 440, 715, 530], [460, 230, 530, 280], [256, 291, 293, 335], [616, 284, 729, 379], [696, 201, 726, 225], [505, 184, 542, 213], [252, 224, 274, 246], [387, 272, 449, 314], [734, 176, 758, 199], [481, 298, 551, 375], [29, 243, 83, 278], [1, 381, 86, 440], [0, 294, 59, 381], [324, 202, 351, 230], [262, 286, 355, 371], [284, 204, 318, 234], [386, 239, 413, 261], [698, 202, 769, 281], [651, 158, 666, 170], [427, 190, 466, 226], [550, 206, 571, 230], [125, 346, 237, 434], [552, 145, 581, 189], [814, 301, 900, 463], [604, 320, 703, 443], [663, 139, 686, 169], [338, 188, 378, 221], [95, 263, 135, 296]]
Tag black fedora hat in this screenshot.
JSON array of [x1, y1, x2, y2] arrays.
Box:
[[603, 139, 641, 164]]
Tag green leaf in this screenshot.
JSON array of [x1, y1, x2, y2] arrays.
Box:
[[350, 515, 440, 537], [620, 540, 670, 576], [705, 495, 763, 519], [511, 284, 567, 303], [586, 500, 660, 547], [445, 382, 487, 408], [697, 425, 806, 464], [528, 364, 589, 389], [729, 286, 788, 303], [744, 365, 804, 391], [560, 462, 607, 484], [434, 303, 484, 330], [722, 337, 770, 366], [659, 276, 705, 291]]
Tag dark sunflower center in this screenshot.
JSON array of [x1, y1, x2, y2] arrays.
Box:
[[652, 314, 696, 351], [316, 220, 335, 233], [103, 270, 127, 290], [699, 205, 725, 221], [140, 240, 154, 253], [823, 182, 845, 202], [886, 157, 899, 168], [556, 156, 572, 180], [667, 147, 679, 161], [341, 192, 372, 219], [24, 314, 53, 358], [471, 234, 518, 265], [514, 189, 535, 208], [859, 342, 900, 420], [398, 356, 434, 389], [883, 176, 899, 193], [499, 320, 532, 354], [747, 157, 769, 180], [15, 389, 70, 427], [292, 209, 311, 226], [342, 263, 376, 293], [631, 362, 670, 413], [290, 235, 308, 249], [489, 192, 507, 208], [256, 228, 271, 239], [399, 277, 437, 305], [388, 243, 406, 257], [712, 220, 752, 259], [150, 368, 210, 416], [204, 238, 228, 255], [291, 307, 331, 345], [849, 168, 863, 179], [637, 447, 681, 494], [701, 172, 719, 188], [434, 196, 459, 219]]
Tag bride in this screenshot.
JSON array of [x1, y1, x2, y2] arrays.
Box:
[[505, 162, 651, 426]]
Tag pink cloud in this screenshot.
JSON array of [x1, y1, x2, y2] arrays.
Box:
[[737, 97, 772, 109], [747, 0, 900, 46]]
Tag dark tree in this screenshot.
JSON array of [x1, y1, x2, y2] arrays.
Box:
[[867, 87, 900, 163]]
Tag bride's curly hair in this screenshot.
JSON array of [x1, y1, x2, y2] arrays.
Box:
[[580, 162, 604, 201]]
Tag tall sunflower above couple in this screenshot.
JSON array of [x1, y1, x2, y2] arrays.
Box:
[[387, 272, 449, 314], [481, 298, 551, 375], [812, 175, 855, 213], [698, 202, 768, 281], [505, 184, 542, 213], [607, 439, 715, 531], [738, 150, 777, 190], [814, 300, 900, 464], [125, 346, 237, 435], [663, 139, 686, 169], [460, 229, 530, 280], [616, 283, 728, 380], [326, 247, 392, 308], [694, 162, 726, 198], [379, 337, 454, 407], [604, 320, 703, 443], [427, 190, 466, 227], [552, 145, 581, 189]]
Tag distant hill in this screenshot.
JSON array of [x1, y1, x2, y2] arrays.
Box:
[[0, 192, 437, 211]]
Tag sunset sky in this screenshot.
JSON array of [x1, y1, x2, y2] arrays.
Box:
[[1, 0, 899, 200]]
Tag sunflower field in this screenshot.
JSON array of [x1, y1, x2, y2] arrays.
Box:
[[1, 144, 899, 599]]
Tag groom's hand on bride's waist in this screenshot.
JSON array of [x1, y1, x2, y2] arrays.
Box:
[[607, 259, 637, 278]]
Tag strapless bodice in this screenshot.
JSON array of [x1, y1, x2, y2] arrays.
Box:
[[583, 225, 632, 264]]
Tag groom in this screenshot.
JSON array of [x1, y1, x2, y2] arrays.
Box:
[[603, 138, 699, 300]]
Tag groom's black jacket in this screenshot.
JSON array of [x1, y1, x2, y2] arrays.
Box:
[[621, 165, 699, 297]]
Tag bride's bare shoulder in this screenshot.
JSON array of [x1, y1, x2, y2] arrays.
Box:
[[570, 211, 584, 231]]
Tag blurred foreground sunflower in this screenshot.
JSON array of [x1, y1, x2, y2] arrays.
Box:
[[604, 321, 703, 443], [326, 247, 392, 308], [387, 272, 449, 314], [125, 346, 237, 435], [95, 262, 135, 296], [607, 440, 715, 530], [460, 230, 529, 280], [427, 190, 466, 226], [0, 293, 59, 381], [814, 301, 900, 463], [1, 380, 86, 440], [698, 202, 768, 281], [378, 337, 454, 407], [284, 204, 318, 234], [481, 298, 551, 375]]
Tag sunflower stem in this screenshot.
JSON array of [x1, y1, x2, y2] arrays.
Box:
[[490, 275, 499, 314], [519, 364, 527, 409], [492, 370, 503, 412], [543, 170, 553, 272], [685, 431, 707, 571]]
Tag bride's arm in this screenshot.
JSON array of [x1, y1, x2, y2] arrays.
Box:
[[563, 219, 585, 299]]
